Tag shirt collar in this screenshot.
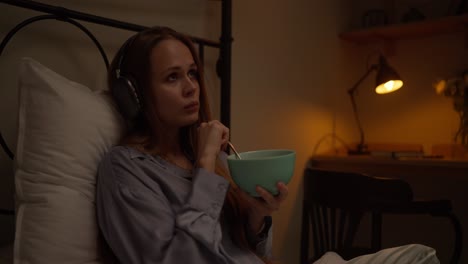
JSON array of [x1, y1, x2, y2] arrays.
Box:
[[126, 146, 149, 160]]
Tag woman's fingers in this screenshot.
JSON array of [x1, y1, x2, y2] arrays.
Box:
[[256, 186, 279, 211], [198, 121, 229, 152], [254, 182, 289, 212], [196, 120, 230, 171], [210, 121, 229, 139], [276, 182, 289, 203], [206, 120, 230, 151], [205, 121, 229, 140]]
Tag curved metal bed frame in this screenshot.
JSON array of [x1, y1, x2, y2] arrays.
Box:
[[0, 0, 232, 215]]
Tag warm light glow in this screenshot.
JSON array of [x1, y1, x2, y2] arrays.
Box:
[[375, 80, 403, 94]]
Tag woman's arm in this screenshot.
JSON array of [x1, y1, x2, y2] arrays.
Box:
[[96, 150, 230, 263], [176, 166, 230, 249], [242, 182, 288, 259]]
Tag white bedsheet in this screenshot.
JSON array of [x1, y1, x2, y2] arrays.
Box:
[[313, 244, 440, 264]]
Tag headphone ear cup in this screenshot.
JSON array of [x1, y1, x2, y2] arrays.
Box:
[[112, 75, 142, 123]]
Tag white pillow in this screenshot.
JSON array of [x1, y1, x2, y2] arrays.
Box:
[[14, 57, 124, 264]]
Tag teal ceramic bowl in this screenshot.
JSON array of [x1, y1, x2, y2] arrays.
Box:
[[227, 149, 296, 197]]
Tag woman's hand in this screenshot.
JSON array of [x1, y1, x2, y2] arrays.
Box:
[[239, 182, 289, 234], [196, 120, 229, 172]]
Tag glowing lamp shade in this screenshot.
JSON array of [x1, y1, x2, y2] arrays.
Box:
[[375, 56, 403, 94], [376, 80, 403, 94]]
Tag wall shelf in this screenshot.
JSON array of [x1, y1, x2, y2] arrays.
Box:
[[340, 14, 468, 44]]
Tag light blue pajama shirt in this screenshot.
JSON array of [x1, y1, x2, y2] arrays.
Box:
[[96, 146, 272, 264]]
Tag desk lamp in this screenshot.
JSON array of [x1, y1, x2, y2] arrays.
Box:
[[348, 55, 403, 155]]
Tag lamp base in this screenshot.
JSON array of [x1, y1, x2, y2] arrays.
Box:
[[348, 143, 370, 155]]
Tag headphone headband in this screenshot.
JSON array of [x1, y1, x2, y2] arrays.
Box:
[[112, 33, 143, 124], [115, 33, 138, 79]]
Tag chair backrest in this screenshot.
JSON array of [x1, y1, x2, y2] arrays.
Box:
[[301, 167, 413, 263]]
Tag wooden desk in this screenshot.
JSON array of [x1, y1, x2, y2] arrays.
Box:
[[307, 155, 468, 264]]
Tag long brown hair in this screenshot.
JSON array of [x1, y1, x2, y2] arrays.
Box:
[[108, 27, 269, 261]]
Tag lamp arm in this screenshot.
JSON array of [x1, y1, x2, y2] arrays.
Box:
[[349, 90, 366, 152], [348, 65, 378, 95], [347, 65, 377, 154]]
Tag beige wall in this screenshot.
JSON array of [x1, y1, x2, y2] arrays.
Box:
[[231, 0, 356, 263], [1, 0, 466, 262]]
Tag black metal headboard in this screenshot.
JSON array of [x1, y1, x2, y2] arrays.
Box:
[[0, 0, 233, 161]]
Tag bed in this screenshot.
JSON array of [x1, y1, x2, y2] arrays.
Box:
[[0, 0, 232, 263]]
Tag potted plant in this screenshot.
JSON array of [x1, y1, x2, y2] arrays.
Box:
[[434, 71, 468, 146]]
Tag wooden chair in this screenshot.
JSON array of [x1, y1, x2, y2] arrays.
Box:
[[300, 168, 463, 264]]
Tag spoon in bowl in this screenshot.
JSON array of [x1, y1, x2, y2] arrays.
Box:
[[227, 141, 242, 159]]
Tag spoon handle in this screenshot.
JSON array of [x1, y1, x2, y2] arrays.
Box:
[[228, 142, 242, 159]]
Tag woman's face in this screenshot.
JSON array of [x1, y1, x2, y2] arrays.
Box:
[[149, 38, 200, 130]]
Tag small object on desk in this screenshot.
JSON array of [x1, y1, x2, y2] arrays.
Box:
[[422, 155, 444, 159], [370, 150, 424, 159], [392, 150, 423, 159], [371, 151, 394, 158]]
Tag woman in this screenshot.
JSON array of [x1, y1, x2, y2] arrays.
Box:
[[96, 26, 288, 264]]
